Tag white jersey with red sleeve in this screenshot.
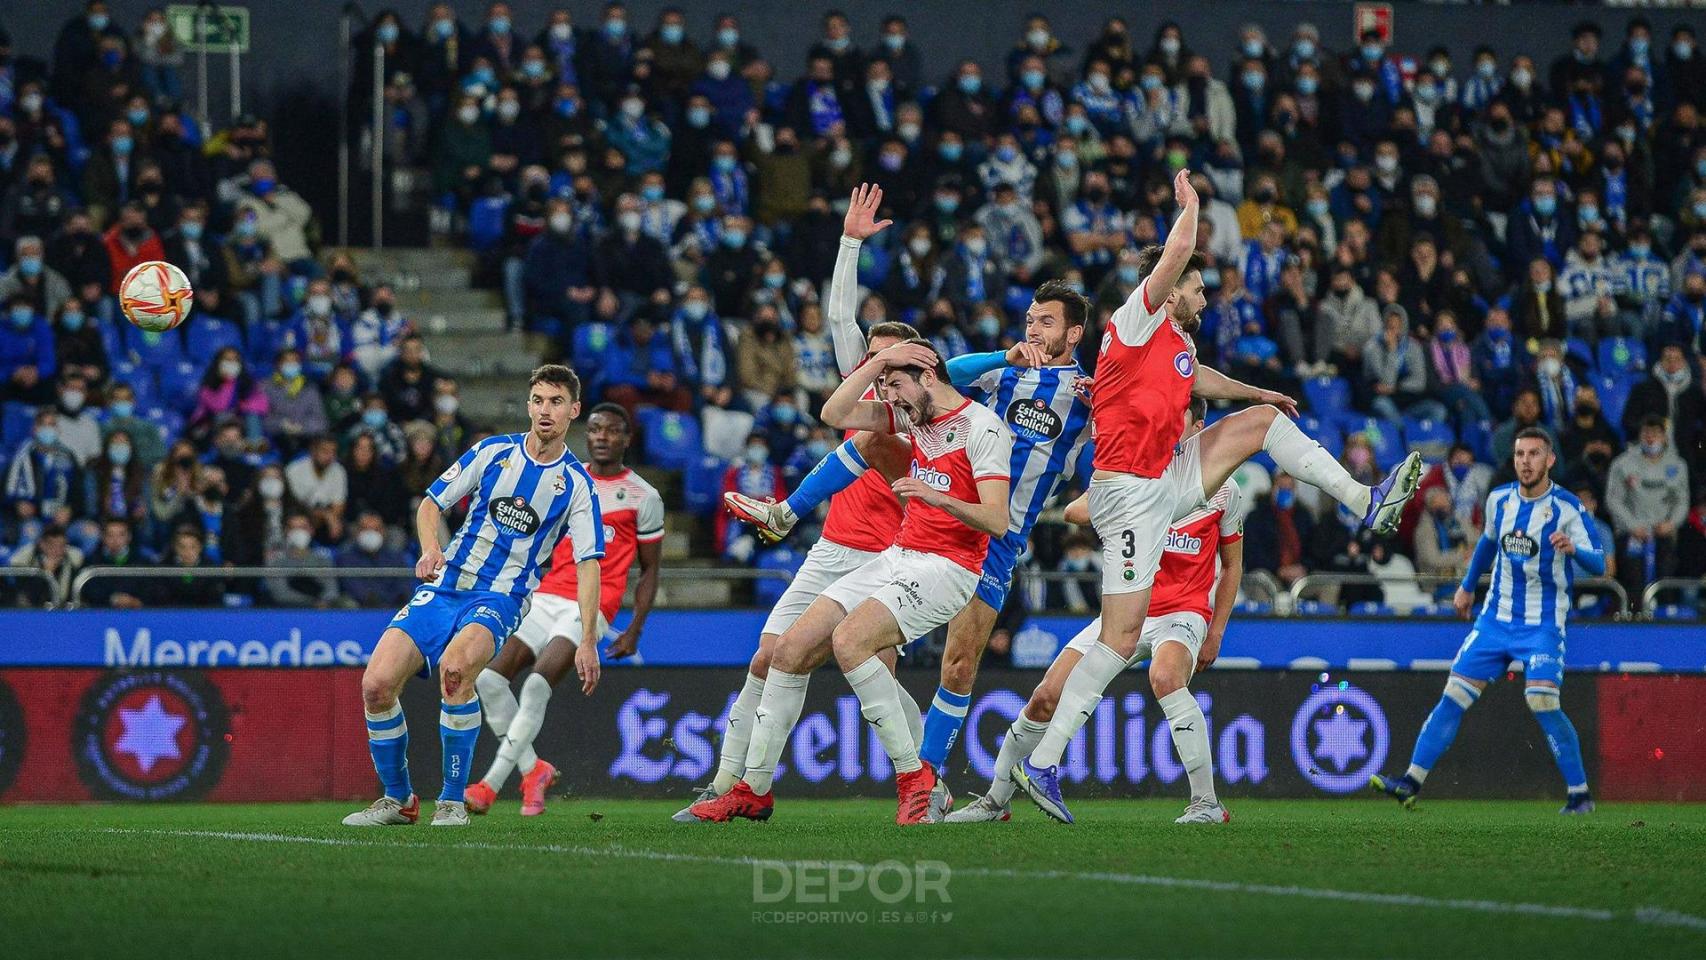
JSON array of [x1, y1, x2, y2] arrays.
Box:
[[820, 380, 906, 553], [1091, 277, 1198, 479], [1149, 480, 1244, 621], [887, 397, 1013, 573], [537, 468, 664, 622]]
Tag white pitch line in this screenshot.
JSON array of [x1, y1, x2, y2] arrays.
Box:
[[98, 829, 1705, 934]]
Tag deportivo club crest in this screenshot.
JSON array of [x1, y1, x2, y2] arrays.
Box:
[[552, 472, 567, 495]]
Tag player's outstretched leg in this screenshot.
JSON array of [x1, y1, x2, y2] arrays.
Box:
[[345, 628, 423, 826], [834, 600, 938, 825], [1197, 406, 1423, 535], [1525, 683, 1593, 813], [675, 646, 773, 822], [1015, 631, 1135, 825], [1371, 673, 1483, 808]]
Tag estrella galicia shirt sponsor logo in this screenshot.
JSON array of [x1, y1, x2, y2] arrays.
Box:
[[74, 671, 229, 801], [489, 495, 542, 536], [0, 677, 24, 796], [1005, 396, 1064, 442], [1501, 529, 1538, 560]]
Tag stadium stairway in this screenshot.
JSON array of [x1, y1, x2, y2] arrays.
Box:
[[346, 246, 726, 606]]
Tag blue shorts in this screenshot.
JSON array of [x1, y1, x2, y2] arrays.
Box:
[[387, 584, 524, 679], [1449, 619, 1567, 686], [975, 531, 1028, 611]]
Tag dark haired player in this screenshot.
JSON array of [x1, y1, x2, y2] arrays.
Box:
[[465, 402, 664, 817], [1373, 427, 1604, 813], [344, 365, 605, 827]]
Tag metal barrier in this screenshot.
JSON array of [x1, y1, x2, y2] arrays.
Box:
[[69, 565, 795, 609], [1022, 569, 1285, 607], [3, 568, 67, 607], [1640, 578, 1705, 615], [1288, 573, 1631, 618]]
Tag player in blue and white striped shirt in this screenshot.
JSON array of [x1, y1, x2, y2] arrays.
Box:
[[343, 364, 605, 828], [1373, 427, 1605, 814]]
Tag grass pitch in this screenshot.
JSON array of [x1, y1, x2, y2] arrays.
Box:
[[3, 798, 1705, 959]]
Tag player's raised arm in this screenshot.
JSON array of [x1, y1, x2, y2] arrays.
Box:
[[1193, 363, 1300, 419], [820, 340, 939, 432], [829, 183, 894, 376], [1146, 168, 1200, 304]]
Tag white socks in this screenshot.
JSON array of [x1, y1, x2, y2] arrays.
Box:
[[475, 669, 536, 788], [1158, 688, 1215, 802], [486, 673, 550, 788], [714, 672, 766, 794], [896, 674, 923, 750], [988, 713, 1050, 804], [743, 668, 810, 795], [1264, 414, 1371, 515], [846, 656, 921, 774], [1030, 641, 1127, 768]]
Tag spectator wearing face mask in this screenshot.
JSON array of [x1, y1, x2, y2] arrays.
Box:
[[262, 512, 341, 608], [82, 120, 146, 229], [234, 160, 317, 270], [0, 236, 71, 320], [1607, 415, 1690, 609], [348, 283, 411, 380], [396, 421, 448, 501], [189, 348, 268, 441], [602, 313, 693, 413], [1528, 340, 1579, 436], [1560, 383, 1619, 471], [101, 203, 165, 293], [281, 278, 351, 379], [595, 194, 673, 305], [434, 95, 494, 206], [336, 510, 413, 607], [262, 348, 328, 458], [941, 225, 1006, 312], [85, 427, 147, 526], [716, 433, 786, 562], [49, 374, 101, 466], [7, 525, 82, 608], [1414, 486, 1477, 581], [1623, 344, 1704, 459], [5, 409, 81, 526], [100, 383, 163, 467], [377, 334, 443, 423], [1364, 303, 1446, 425], [344, 395, 408, 466], [429, 380, 471, 462]]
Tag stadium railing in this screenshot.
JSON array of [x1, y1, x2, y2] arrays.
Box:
[[1028, 569, 1284, 607], [3, 568, 66, 607], [65, 564, 795, 609], [1640, 578, 1706, 617], [1288, 573, 1632, 619]]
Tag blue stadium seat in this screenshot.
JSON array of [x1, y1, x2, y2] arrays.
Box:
[[571, 322, 613, 373], [468, 196, 512, 252], [1564, 337, 1595, 373], [1461, 418, 1494, 464], [1349, 601, 1396, 617], [2, 402, 37, 448], [1294, 599, 1335, 616], [1594, 374, 1633, 439], [184, 315, 244, 366], [1233, 600, 1273, 616], [158, 360, 204, 413], [682, 455, 729, 515], [100, 316, 129, 359], [1597, 337, 1646, 377], [1651, 605, 1699, 622], [143, 406, 185, 446], [1340, 416, 1405, 470], [128, 327, 184, 372], [1403, 416, 1455, 461], [246, 319, 291, 367], [1302, 375, 1352, 416], [641, 410, 702, 471], [1297, 415, 1343, 460], [754, 546, 804, 608], [856, 241, 893, 290]]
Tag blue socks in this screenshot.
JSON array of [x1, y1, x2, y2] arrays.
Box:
[[919, 686, 972, 768], [439, 698, 482, 802], [1527, 686, 1589, 793], [784, 438, 867, 519], [364, 703, 413, 801], [1408, 675, 1481, 780]]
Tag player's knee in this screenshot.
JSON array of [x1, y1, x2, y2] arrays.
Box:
[[1026, 691, 1058, 724], [1524, 685, 1561, 713], [749, 645, 773, 679], [1150, 666, 1187, 700], [940, 647, 978, 692], [359, 675, 395, 713], [829, 623, 861, 666], [1443, 675, 1482, 710]]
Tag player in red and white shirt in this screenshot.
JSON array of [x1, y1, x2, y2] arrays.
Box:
[[1012, 170, 1425, 823], [465, 403, 664, 817], [950, 399, 1246, 825], [687, 339, 1012, 826], [678, 186, 925, 822]]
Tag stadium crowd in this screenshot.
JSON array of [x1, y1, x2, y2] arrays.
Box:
[[1, 2, 1705, 617]]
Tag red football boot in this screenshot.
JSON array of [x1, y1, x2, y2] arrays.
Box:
[[684, 780, 775, 822], [519, 760, 560, 817], [895, 763, 940, 825]]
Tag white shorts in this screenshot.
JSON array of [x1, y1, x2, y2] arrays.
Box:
[[1064, 611, 1209, 675], [1089, 434, 1205, 595], [760, 538, 882, 637], [512, 592, 612, 656], [819, 545, 980, 644]]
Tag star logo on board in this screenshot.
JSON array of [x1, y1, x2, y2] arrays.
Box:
[[1311, 710, 1369, 772], [112, 695, 187, 774]]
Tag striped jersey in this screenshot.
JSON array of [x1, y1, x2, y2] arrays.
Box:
[[965, 362, 1093, 536], [426, 433, 605, 598], [1476, 482, 1601, 633]]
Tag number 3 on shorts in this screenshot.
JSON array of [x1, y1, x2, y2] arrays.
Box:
[[1120, 529, 1136, 559]]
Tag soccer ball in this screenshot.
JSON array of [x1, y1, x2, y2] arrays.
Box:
[[119, 260, 195, 332]]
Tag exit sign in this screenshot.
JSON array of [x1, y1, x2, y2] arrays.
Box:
[[166, 4, 251, 53]]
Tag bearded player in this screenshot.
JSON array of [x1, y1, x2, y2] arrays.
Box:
[[950, 398, 1244, 824], [686, 340, 1012, 824], [1012, 169, 1426, 823], [464, 402, 664, 817], [343, 365, 603, 827], [674, 184, 926, 820]]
